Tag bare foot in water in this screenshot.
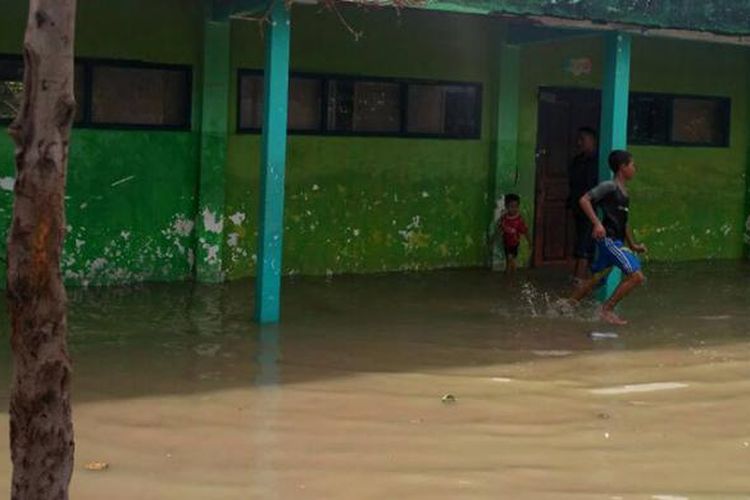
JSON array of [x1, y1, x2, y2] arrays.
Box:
[[600, 308, 627, 325]]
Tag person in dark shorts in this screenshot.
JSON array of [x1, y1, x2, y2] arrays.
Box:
[[497, 194, 530, 273], [568, 150, 647, 325], [568, 127, 599, 285]]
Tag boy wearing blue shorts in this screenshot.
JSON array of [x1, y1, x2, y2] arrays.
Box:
[[569, 150, 647, 325]]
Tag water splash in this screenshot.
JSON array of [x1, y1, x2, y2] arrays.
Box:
[[492, 280, 600, 322]]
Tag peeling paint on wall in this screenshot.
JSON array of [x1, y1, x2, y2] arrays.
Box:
[[202, 208, 224, 234], [0, 177, 15, 192]]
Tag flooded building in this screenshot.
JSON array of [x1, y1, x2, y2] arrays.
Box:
[[1, 1, 749, 321]]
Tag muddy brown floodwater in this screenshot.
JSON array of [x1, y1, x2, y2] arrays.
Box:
[[0, 261, 748, 499]]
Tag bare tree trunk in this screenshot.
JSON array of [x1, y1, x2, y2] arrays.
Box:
[[6, 1, 77, 498]]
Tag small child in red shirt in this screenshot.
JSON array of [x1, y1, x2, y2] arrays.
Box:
[[497, 193, 530, 272]]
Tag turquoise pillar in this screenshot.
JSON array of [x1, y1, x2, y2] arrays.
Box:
[[598, 32, 631, 300], [492, 41, 521, 269], [255, 0, 291, 324], [196, 15, 230, 283]]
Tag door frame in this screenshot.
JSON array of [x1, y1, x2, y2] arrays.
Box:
[[532, 86, 601, 267]]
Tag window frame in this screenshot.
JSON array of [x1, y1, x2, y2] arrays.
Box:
[[236, 68, 483, 140], [84, 58, 193, 131], [0, 54, 28, 125], [628, 91, 731, 148], [0, 54, 193, 131]]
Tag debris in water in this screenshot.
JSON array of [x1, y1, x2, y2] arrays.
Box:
[[590, 331, 619, 340], [590, 382, 688, 395], [597, 412, 611, 420], [651, 495, 688, 500], [698, 315, 731, 321], [490, 377, 512, 383], [532, 350, 573, 357], [84, 461, 109, 471], [441, 394, 456, 404], [604, 432, 610, 439]]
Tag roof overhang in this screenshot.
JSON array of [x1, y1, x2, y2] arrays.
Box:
[[213, 0, 750, 46]]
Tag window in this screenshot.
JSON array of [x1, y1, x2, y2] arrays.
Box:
[[91, 64, 191, 128], [238, 73, 323, 132], [0, 57, 86, 123], [289, 77, 322, 131], [1, 55, 191, 129], [628, 92, 730, 147], [671, 97, 729, 146], [407, 83, 480, 137], [327, 80, 401, 133], [237, 70, 483, 139], [628, 94, 669, 145], [0, 58, 23, 121]]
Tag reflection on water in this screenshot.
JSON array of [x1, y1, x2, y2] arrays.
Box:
[[0, 261, 748, 498]]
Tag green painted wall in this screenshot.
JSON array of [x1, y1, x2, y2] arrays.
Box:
[[516, 35, 750, 262], [2, 0, 749, 286], [630, 38, 749, 260], [0, 0, 204, 286], [224, 6, 498, 278]]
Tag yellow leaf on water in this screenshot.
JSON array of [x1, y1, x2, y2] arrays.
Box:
[[84, 462, 109, 471]]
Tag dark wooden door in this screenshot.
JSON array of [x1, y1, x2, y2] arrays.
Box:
[[533, 88, 600, 267]]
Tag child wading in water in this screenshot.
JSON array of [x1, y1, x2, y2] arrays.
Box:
[[569, 150, 647, 325], [497, 194, 530, 273]]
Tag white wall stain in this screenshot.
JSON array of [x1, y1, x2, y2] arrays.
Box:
[[172, 216, 195, 237], [227, 233, 239, 247], [202, 208, 224, 234], [398, 216, 429, 251], [229, 212, 246, 226], [0, 177, 15, 192], [61, 212, 200, 287], [205, 244, 220, 263], [89, 258, 108, 273]]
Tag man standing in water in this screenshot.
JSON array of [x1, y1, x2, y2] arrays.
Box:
[[569, 150, 647, 325], [568, 127, 599, 286]]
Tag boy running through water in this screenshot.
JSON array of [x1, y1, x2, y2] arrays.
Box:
[[569, 150, 647, 325]]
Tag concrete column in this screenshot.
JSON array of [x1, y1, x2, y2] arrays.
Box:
[[255, 0, 291, 323], [196, 15, 230, 283], [598, 31, 631, 299], [492, 41, 521, 269]]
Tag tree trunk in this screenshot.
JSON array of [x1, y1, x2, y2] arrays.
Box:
[[6, 1, 77, 498]]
